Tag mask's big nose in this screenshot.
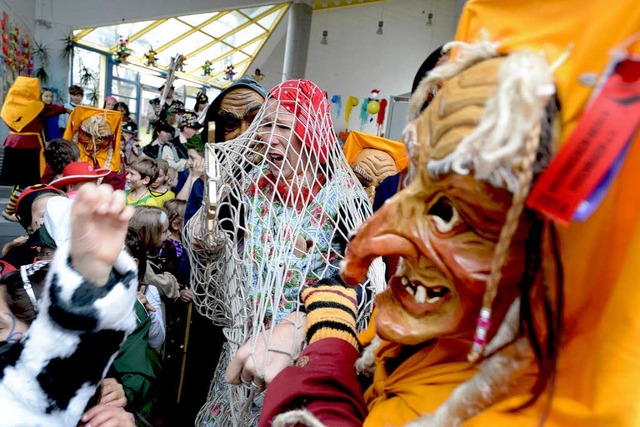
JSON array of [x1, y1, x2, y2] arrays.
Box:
[[341, 201, 417, 286]]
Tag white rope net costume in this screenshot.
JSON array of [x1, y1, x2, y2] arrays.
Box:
[[184, 79, 386, 426]]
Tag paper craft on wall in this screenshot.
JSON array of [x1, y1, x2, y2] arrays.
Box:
[[331, 94, 342, 118], [359, 97, 370, 130], [344, 95, 359, 130], [377, 98, 388, 136]]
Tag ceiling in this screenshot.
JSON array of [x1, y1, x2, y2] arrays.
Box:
[[72, 0, 386, 89]]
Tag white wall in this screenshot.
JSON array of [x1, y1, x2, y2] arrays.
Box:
[[256, 0, 458, 136]]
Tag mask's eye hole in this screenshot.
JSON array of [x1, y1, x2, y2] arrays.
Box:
[[428, 197, 462, 234]]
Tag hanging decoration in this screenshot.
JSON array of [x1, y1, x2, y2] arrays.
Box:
[[1, 11, 33, 78], [113, 37, 132, 64], [175, 54, 187, 72], [33, 42, 50, 84], [252, 68, 265, 82], [144, 48, 158, 67], [60, 32, 75, 63], [224, 65, 236, 81], [80, 65, 94, 86], [202, 60, 213, 76], [330, 94, 342, 118], [344, 95, 359, 130], [376, 98, 388, 136]]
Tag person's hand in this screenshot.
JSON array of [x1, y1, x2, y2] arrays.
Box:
[[1, 235, 28, 257], [80, 404, 135, 427], [180, 288, 193, 303], [301, 278, 359, 350], [225, 311, 306, 389], [71, 184, 135, 286], [137, 291, 156, 313], [189, 157, 205, 180], [97, 378, 127, 408]]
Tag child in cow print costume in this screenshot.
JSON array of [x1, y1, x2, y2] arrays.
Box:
[[0, 184, 137, 426]]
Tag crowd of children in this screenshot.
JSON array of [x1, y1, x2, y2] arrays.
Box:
[[0, 76, 213, 426]]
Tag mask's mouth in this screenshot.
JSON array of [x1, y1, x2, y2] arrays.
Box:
[[388, 274, 451, 316]]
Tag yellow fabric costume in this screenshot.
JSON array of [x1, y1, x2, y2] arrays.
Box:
[[458, 1, 640, 426], [343, 131, 410, 172], [63, 106, 123, 172], [0, 77, 44, 132], [361, 1, 640, 426]]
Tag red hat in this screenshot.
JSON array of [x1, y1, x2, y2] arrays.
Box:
[[50, 161, 111, 189]]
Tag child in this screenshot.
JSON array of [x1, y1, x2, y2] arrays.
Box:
[[41, 138, 81, 183], [164, 198, 186, 245], [0, 77, 68, 189], [125, 158, 162, 207], [115, 101, 135, 124], [176, 134, 205, 223], [128, 208, 170, 346], [49, 161, 111, 199], [0, 183, 138, 426], [143, 120, 187, 172], [121, 121, 141, 165], [58, 84, 83, 135], [104, 95, 118, 110], [150, 159, 175, 206], [41, 88, 63, 141], [15, 184, 64, 235]]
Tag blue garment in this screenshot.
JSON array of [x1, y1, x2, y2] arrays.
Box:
[[373, 173, 401, 211], [184, 178, 204, 224], [43, 116, 62, 141]]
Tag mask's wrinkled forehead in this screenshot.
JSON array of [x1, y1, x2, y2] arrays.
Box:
[[409, 51, 555, 194]]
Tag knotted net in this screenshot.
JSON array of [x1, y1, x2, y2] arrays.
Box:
[[184, 79, 386, 426]]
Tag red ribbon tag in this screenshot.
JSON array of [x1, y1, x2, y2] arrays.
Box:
[[527, 58, 640, 224]]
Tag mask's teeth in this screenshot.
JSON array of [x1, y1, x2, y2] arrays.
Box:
[[414, 285, 427, 304]]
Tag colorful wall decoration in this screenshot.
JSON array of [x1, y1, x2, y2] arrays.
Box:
[[0, 11, 34, 105]]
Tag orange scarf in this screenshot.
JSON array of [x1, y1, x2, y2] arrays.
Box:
[[363, 337, 478, 426]]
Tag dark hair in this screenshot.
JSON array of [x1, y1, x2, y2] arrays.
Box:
[[44, 139, 81, 174], [154, 120, 175, 136], [114, 102, 130, 118], [68, 85, 84, 96], [124, 228, 147, 282], [0, 265, 48, 325], [130, 158, 159, 186]]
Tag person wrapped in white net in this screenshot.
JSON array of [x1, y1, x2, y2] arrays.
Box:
[[184, 79, 385, 426]]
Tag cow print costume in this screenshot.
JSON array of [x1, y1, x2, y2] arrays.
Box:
[[0, 242, 138, 426]]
